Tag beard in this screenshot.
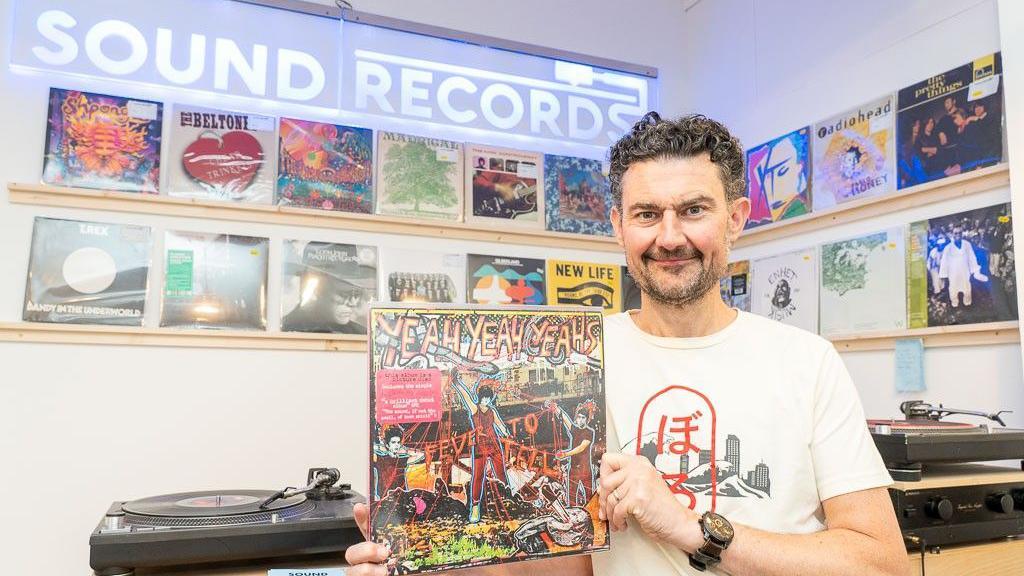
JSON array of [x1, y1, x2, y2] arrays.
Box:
[[628, 245, 726, 307]]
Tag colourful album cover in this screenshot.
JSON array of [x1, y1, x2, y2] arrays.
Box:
[[545, 259, 620, 314], [812, 95, 895, 210], [368, 304, 608, 574], [906, 203, 1016, 328], [159, 231, 269, 330], [466, 254, 546, 305], [377, 131, 463, 221], [167, 105, 277, 203], [465, 144, 543, 226], [42, 88, 162, 193], [719, 260, 751, 312], [820, 229, 906, 336], [751, 248, 818, 333], [281, 240, 378, 334], [543, 155, 613, 237], [23, 217, 151, 326], [379, 247, 466, 304], [897, 53, 1004, 189], [277, 117, 374, 213], [620, 266, 642, 312], [745, 127, 811, 229]]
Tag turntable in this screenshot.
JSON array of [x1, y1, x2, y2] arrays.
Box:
[[90, 468, 364, 576]]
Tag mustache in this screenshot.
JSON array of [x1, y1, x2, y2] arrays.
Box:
[[642, 247, 703, 262]]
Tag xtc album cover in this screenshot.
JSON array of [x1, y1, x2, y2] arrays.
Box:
[[281, 241, 378, 334], [159, 231, 269, 330], [620, 266, 642, 312], [543, 155, 613, 237], [819, 229, 906, 336], [23, 217, 151, 326], [907, 203, 1016, 328], [466, 255, 546, 305], [545, 260, 620, 314], [751, 248, 818, 333], [167, 105, 277, 203], [368, 304, 608, 574], [379, 248, 466, 304], [745, 127, 811, 229], [897, 53, 1004, 189], [719, 260, 751, 312], [277, 117, 374, 213], [377, 131, 463, 221], [465, 144, 543, 226], [42, 88, 162, 193], [812, 95, 895, 210]]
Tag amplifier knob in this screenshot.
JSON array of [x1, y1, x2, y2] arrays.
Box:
[[926, 497, 953, 520], [986, 493, 1014, 514]]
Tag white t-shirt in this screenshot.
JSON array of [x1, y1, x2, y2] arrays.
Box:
[[592, 311, 892, 576]]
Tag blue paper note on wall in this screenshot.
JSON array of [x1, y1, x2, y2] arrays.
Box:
[[894, 338, 925, 392]]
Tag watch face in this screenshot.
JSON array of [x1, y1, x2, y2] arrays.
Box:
[[703, 512, 734, 541]]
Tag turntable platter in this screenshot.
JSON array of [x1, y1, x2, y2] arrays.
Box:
[[122, 490, 314, 527]]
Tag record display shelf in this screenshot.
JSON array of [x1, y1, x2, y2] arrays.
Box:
[[828, 320, 1020, 352], [6, 182, 620, 253]]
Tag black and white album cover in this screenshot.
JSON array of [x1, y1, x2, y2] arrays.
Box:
[[23, 217, 152, 325], [281, 240, 378, 334]]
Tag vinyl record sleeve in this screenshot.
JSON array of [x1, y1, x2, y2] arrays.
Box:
[[23, 217, 151, 325], [464, 143, 543, 227], [545, 259, 620, 314], [620, 265, 642, 312], [379, 248, 466, 304], [167, 105, 277, 203], [159, 231, 269, 330], [819, 229, 906, 336], [42, 88, 162, 193], [543, 155, 613, 236], [812, 95, 895, 210], [277, 117, 374, 213], [719, 260, 751, 312], [281, 240, 378, 334], [368, 304, 608, 574], [466, 254, 546, 305], [376, 131, 463, 221], [745, 127, 811, 229], [751, 248, 818, 333]]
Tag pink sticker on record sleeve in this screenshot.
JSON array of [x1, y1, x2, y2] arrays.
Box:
[[375, 369, 443, 424]]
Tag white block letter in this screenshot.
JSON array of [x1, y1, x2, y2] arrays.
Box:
[[33, 10, 78, 66], [400, 68, 433, 119], [481, 83, 524, 130], [277, 48, 325, 102], [214, 38, 268, 96], [155, 29, 205, 85], [85, 20, 148, 75], [354, 61, 394, 113]]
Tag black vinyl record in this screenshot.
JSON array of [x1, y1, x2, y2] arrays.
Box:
[[123, 490, 309, 526]]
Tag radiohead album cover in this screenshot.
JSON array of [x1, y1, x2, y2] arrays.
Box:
[[368, 304, 608, 574], [812, 95, 895, 210], [545, 260, 620, 314], [277, 117, 374, 213], [745, 127, 811, 229], [42, 88, 162, 193], [281, 240, 378, 334], [465, 144, 542, 226], [159, 231, 269, 330], [897, 53, 1004, 189], [466, 254, 546, 305], [719, 260, 751, 312], [380, 247, 466, 304], [23, 217, 151, 326], [819, 229, 906, 336], [543, 155, 613, 237], [907, 203, 1016, 328], [377, 131, 464, 221], [751, 248, 818, 333], [167, 105, 277, 203]]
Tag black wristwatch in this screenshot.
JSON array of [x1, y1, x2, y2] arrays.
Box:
[[688, 511, 734, 571]]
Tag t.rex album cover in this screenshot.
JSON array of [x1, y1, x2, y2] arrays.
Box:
[[719, 260, 751, 312], [465, 144, 542, 227], [167, 105, 277, 203], [820, 229, 906, 336], [751, 248, 818, 333], [159, 231, 269, 330], [467, 254, 546, 305], [897, 53, 1004, 189], [745, 127, 811, 229], [23, 217, 151, 326], [377, 131, 464, 221], [379, 248, 466, 304], [277, 117, 374, 213], [545, 260, 620, 314], [42, 88, 162, 193], [368, 304, 608, 574], [543, 155, 613, 237], [812, 95, 895, 210], [281, 240, 378, 334]]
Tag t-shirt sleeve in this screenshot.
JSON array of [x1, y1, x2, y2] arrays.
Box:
[[810, 346, 892, 502]]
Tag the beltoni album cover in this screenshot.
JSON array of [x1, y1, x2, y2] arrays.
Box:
[[465, 144, 543, 226], [277, 117, 374, 213], [543, 155, 613, 237], [745, 127, 811, 229], [368, 304, 608, 574], [42, 88, 162, 193], [23, 217, 151, 325], [377, 131, 464, 221], [281, 240, 378, 334], [812, 95, 895, 210], [467, 254, 546, 305]]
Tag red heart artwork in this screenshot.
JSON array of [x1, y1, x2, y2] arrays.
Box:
[[182, 131, 264, 197]]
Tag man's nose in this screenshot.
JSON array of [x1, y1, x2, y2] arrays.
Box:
[[655, 210, 689, 251]]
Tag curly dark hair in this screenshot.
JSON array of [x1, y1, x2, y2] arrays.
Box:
[[608, 111, 746, 211]]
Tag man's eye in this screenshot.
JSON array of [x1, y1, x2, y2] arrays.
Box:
[[636, 211, 657, 220], [687, 206, 705, 216]]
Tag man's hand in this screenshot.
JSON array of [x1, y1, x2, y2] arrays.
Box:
[[344, 503, 390, 576], [598, 453, 703, 553]]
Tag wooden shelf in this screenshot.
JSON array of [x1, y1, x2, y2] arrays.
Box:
[[736, 164, 1010, 248], [0, 322, 367, 352], [6, 182, 621, 252], [829, 321, 1019, 352]]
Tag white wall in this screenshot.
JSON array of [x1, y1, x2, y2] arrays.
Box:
[[681, 0, 1024, 425], [0, 1, 687, 574]]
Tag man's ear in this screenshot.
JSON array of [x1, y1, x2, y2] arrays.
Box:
[[611, 206, 625, 248], [726, 197, 751, 246]]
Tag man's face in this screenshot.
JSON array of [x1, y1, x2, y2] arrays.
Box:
[[945, 97, 956, 114], [953, 228, 963, 242], [387, 436, 402, 454], [329, 289, 364, 325], [574, 413, 589, 428], [611, 155, 749, 307]]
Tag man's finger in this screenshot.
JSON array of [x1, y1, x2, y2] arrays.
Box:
[[344, 541, 390, 566], [611, 493, 633, 532], [354, 502, 370, 539], [601, 452, 627, 475], [346, 563, 389, 576]]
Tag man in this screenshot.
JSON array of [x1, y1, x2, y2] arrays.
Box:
[[346, 113, 906, 576], [451, 372, 511, 523], [939, 226, 988, 307], [372, 426, 425, 498], [547, 400, 597, 507]]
